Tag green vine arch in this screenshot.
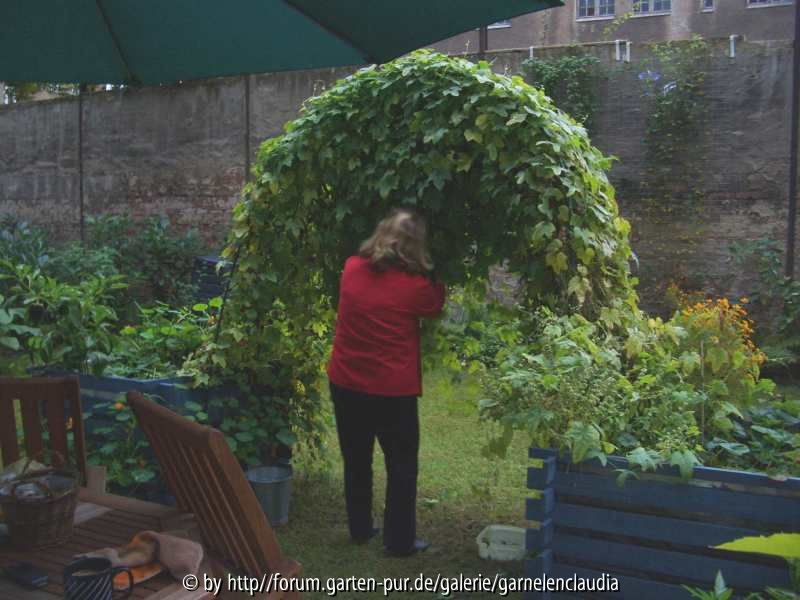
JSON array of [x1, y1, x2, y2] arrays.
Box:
[[188, 51, 638, 447]]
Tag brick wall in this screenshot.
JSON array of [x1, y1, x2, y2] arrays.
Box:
[[0, 39, 796, 309]]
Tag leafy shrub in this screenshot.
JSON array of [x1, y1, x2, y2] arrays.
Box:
[[86, 214, 203, 307], [0, 217, 50, 273], [705, 394, 800, 476], [44, 242, 120, 285], [479, 309, 704, 476], [208, 395, 297, 468], [0, 292, 40, 377], [478, 303, 792, 478], [0, 260, 124, 375], [670, 297, 771, 406], [108, 299, 220, 379], [731, 239, 800, 371], [84, 394, 159, 492]]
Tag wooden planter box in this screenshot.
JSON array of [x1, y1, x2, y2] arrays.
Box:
[[526, 448, 800, 599]]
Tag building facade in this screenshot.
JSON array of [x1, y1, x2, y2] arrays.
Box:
[[433, 0, 795, 54]]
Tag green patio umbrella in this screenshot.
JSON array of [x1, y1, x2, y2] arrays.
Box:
[[0, 0, 562, 86]]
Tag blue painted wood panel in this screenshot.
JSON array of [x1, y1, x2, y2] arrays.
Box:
[[555, 471, 800, 529], [526, 490, 555, 521], [528, 459, 556, 488], [555, 452, 800, 492], [526, 518, 554, 552], [552, 533, 792, 591], [553, 502, 763, 547]]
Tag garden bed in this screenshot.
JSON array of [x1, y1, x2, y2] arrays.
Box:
[[41, 369, 228, 428], [526, 448, 800, 599]]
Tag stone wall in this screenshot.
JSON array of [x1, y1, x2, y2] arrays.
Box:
[[0, 39, 796, 309]]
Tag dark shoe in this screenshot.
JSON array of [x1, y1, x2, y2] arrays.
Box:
[[385, 538, 431, 557], [352, 527, 380, 545]]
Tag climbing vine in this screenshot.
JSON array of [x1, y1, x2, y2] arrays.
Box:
[[520, 53, 603, 130], [639, 36, 711, 207], [185, 50, 637, 447]]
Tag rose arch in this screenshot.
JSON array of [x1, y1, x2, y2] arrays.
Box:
[[190, 51, 637, 446]]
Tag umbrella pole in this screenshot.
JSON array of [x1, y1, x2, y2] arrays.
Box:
[[787, 0, 800, 278], [245, 75, 251, 183], [478, 26, 488, 59], [78, 83, 86, 243]]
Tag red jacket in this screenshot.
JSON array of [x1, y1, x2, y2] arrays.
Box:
[[327, 255, 446, 397]]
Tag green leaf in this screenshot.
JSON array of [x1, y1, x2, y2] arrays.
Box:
[[475, 113, 490, 129], [706, 347, 728, 374], [0, 336, 20, 350], [716, 441, 750, 456], [531, 222, 556, 244], [545, 251, 568, 274], [506, 112, 527, 126], [679, 352, 701, 375], [626, 447, 660, 472], [714, 534, 800, 560], [276, 429, 298, 446], [132, 468, 156, 483], [464, 129, 483, 143], [565, 421, 601, 463], [669, 450, 699, 480]]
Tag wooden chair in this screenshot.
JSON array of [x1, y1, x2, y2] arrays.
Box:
[[127, 391, 301, 598], [0, 376, 88, 484]]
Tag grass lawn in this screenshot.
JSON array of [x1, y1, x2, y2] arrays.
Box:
[[279, 369, 532, 599]]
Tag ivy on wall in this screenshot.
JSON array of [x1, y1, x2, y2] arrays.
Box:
[[520, 53, 603, 131], [639, 36, 711, 207]]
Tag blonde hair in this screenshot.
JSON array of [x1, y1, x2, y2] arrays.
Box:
[[359, 208, 433, 274]]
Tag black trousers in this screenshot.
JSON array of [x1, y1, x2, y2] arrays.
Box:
[[329, 382, 419, 553]]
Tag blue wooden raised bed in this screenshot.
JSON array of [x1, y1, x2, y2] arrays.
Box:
[[526, 448, 800, 600], [40, 370, 236, 429]]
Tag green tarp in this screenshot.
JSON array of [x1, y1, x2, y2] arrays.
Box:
[[0, 1, 562, 86]]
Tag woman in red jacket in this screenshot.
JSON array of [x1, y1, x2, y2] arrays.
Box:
[[327, 208, 446, 557]]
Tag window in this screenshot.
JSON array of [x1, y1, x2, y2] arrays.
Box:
[[577, 0, 615, 18], [487, 19, 512, 28], [748, 0, 792, 5], [633, 0, 671, 13], [702, 0, 714, 10]]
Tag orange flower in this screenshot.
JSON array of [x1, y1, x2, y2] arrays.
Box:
[[113, 401, 125, 411]]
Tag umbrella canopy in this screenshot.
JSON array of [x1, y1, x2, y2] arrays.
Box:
[[1, 0, 562, 86]]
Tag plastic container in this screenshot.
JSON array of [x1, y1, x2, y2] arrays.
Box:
[[476, 525, 526, 561], [246, 464, 293, 526]]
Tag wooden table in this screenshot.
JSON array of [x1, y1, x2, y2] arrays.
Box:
[[0, 487, 213, 600]]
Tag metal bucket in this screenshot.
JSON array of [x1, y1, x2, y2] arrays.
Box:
[[246, 464, 292, 526]]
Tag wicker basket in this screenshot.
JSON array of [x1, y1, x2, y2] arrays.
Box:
[[0, 470, 78, 550]]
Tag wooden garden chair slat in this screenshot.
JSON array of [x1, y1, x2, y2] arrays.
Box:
[[19, 391, 44, 459], [127, 392, 301, 598], [0, 386, 20, 465], [0, 377, 87, 483]]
